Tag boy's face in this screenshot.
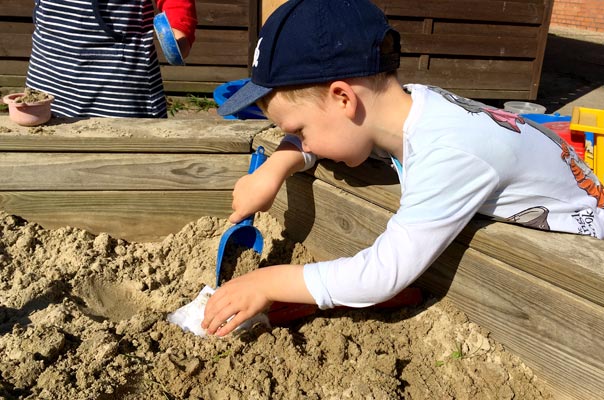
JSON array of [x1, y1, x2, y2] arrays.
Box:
[[265, 89, 374, 167]]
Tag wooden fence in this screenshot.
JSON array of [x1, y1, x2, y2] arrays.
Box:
[[0, 0, 552, 99]]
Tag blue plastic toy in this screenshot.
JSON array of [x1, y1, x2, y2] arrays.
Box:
[[153, 12, 185, 66], [213, 78, 266, 120]]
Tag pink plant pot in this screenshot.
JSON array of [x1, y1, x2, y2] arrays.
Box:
[[3, 92, 54, 127]]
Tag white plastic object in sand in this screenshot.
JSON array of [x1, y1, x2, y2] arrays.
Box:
[[167, 285, 270, 337]]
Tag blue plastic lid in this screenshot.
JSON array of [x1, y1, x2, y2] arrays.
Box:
[[213, 79, 267, 120], [153, 12, 185, 66], [520, 113, 571, 124]]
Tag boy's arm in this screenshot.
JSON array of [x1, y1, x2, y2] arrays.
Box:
[[229, 140, 307, 223], [202, 264, 314, 336]]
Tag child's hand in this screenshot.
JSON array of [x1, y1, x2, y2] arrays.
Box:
[[202, 269, 272, 336], [201, 265, 313, 337], [229, 144, 307, 223], [229, 168, 282, 223], [172, 28, 191, 58]]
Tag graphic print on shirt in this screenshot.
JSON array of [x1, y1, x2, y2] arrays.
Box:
[[561, 141, 604, 208], [427, 86, 525, 133], [428, 86, 604, 211], [505, 206, 550, 230]]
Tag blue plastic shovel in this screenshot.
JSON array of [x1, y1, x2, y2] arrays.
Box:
[[215, 146, 268, 287], [153, 12, 185, 66]]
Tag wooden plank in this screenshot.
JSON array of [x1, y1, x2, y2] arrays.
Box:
[[0, 153, 250, 191], [418, 243, 604, 400], [460, 218, 604, 307], [160, 65, 248, 85], [0, 76, 26, 88], [0, 116, 267, 153], [529, 0, 553, 99], [197, 0, 250, 27], [433, 21, 540, 37], [0, 21, 33, 34], [270, 173, 391, 261], [0, 32, 31, 58], [0, 135, 252, 153], [246, 0, 259, 69], [377, 0, 547, 24], [0, 59, 28, 75], [399, 33, 538, 58], [163, 80, 228, 94], [398, 57, 534, 91], [0, 1, 34, 17], [158, 29, 248, 66], [0, 190, 232, 243]]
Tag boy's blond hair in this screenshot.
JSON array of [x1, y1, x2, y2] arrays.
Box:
[[257, 71, 396, 114]]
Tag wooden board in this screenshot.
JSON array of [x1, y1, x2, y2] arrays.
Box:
[[197, 0, 251, 27], [377, 0, 548, 24], [0, 116, 268, 153], [0, 191, 233, 243], [460, 219, 604, 307], [0, 153, 251, 191]]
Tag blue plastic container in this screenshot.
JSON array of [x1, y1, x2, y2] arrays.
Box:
[[213, 79, 267, 120], [520, 113, 571, 124]]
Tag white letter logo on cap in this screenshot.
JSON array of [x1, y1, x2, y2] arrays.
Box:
[[253, 38, 263, 68]]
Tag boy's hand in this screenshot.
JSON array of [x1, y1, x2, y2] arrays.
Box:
[[229, 168, 282, 223], [201, 265, 313, 337], [202, 269, 272, 336], [229, 143, 307, 223]]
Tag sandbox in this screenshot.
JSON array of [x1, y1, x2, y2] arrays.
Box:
[[0, 114, 603, 399]]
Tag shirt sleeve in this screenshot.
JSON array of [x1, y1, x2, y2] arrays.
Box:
[[303, 146, 500, 309], [280, 134, 318, 172], [157, 0, 197, 45]]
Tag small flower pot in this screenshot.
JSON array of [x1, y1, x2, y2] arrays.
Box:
[[3, 91, 54, 127]]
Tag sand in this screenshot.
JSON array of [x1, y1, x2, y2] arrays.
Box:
[[0, 209, 553, 399]]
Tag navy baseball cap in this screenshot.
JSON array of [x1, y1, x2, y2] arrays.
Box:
[[218, 0, 401, 116]]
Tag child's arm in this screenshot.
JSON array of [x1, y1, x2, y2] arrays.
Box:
[[229, 140, 306, 223], [157, 0, 197, 57], [202, 264, 314, 336]]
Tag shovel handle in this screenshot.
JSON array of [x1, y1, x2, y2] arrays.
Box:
[[239, 146, 267, 225]]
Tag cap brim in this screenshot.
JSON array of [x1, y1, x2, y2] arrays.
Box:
[[217, 80, 273, 116]]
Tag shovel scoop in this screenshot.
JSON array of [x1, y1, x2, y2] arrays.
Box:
[[215, 146, 268, 287], [153, 12, 185, 66]]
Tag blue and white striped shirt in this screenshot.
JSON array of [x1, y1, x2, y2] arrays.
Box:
[[26, 0, 167, 118]]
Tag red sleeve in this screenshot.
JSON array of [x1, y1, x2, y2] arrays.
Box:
[[157, 0, 197, 45]]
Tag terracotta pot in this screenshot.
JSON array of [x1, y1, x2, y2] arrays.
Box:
[[3, 92, 54, 127]]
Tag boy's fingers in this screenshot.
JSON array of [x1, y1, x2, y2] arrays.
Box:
[[228, 211, 241, 224], [215, 310, 254, 337]]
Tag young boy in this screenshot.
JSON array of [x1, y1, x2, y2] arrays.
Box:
[[202, 0, 604, 337]]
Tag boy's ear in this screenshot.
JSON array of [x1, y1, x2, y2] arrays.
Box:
[[328, 81, 357, 119]]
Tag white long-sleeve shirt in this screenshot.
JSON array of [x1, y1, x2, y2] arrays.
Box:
[[303, 84, 604, 309]]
